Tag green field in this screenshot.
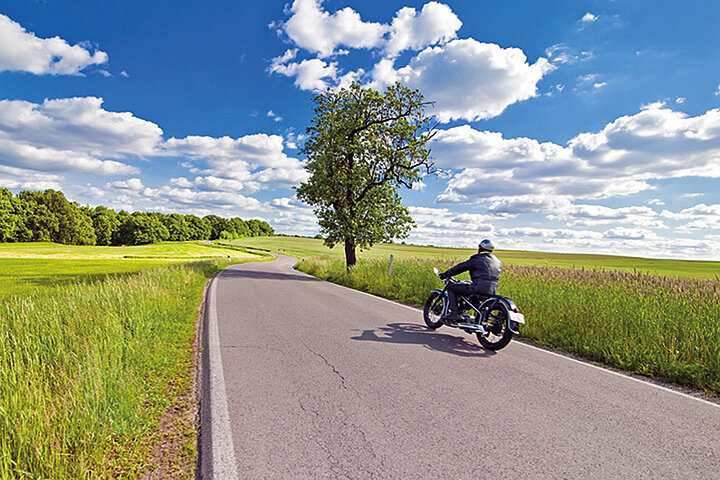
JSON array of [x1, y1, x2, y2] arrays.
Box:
[[0, 241, 262, 297], [0, 241, 268, 478], [229, 236, 720, 279]]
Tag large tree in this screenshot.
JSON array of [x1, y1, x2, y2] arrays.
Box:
[[296, 82, 435, 269]]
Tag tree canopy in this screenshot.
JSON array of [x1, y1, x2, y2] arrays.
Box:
[[296, 82, 435, 268], [0, 188, 274, 246]]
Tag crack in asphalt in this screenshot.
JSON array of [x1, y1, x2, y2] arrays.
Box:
[[298, 400, 319, 417], [298, 343, 389, 477], [303, 343, 347, 390]]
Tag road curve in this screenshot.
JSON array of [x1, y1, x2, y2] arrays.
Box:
[[200, 255, 720, 479]]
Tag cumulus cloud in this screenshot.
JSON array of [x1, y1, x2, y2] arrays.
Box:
[[271, 2, 552, 121], [269, 56, 338, 91], [548, 204, 666, 228], [281, 0, 388, 58], [0, 97, 155, 175], [0, 96, 308, 217], [402, 205, 685, 257], [385, 2, 462, 57], [581, 13, 598, 23], [0, 13, 108, 75], [431, 104, 720, 207], [0, 164, 63, 190], [385, 39, 554, 122], [98, 177, 264, 214], [662, 204, 720, 231], [403, 206, 498, 247], [264, 196, 320, 235], [163, 133, 309, 193]]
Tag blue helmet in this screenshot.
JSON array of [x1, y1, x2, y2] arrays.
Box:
[[479, 239, 495, 252]]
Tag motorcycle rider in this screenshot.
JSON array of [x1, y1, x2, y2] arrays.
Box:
[[439, 239, 501, 323]]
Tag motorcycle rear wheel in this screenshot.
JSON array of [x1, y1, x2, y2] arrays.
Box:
[[476, 301, 513, 350], [423, 291, 446, 330]]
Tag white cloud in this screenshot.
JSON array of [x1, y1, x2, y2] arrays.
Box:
[[0, 13, 108, 75], [387, 39, 554, 122], [401, 207, 689, 257], [163, 133, 309, 194], [404, 206, 497, 247], [431, 104, 720, 207], [0, 96, 308, 208], [662, 203, 720, 231], [0, 97, 162, 157], [269, 57, 338, 91], [271, 4, 552, 121], [603, 227, 655, 241], [0, 164, 63, 190], [385, 2, 461, 57], [100, 177, 264, 214], [106, 177, 144, 191], [281, 0, 388, 58], [548, 204, 666, 228], [164, 133, 298, 169], [545, 44, 593, 65], [266, 110, 283, 122], [0, 97, 157, 175], [581, 13, 598, 23]]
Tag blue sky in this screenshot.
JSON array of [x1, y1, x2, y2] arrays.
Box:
[[1, 1, 720, 259]]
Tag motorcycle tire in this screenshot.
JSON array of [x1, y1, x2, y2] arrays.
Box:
[[476, 300, 513, 350], [423, 291, 446, 330]]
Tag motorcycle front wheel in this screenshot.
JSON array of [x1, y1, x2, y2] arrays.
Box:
[[475, 301, 513, 350], [423, 291, 446, 330]]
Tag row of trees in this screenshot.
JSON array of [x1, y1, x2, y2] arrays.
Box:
[[0, 188, 274, 246]]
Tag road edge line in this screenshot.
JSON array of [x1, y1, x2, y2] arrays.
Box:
[[206, 270, 239, 479]]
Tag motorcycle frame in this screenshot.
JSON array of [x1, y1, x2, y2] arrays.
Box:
[[432, 278, 521, 334]]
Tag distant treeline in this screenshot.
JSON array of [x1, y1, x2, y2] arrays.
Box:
[[0, 188, 274, 246]]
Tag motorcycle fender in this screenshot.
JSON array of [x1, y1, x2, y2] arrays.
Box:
[[431, 289, 446, 297], [479, 297, 524, 334]]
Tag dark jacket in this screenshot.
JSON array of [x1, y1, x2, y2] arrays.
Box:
[[442, 252, 502, 295]]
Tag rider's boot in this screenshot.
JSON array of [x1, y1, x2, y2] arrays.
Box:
[[442, 310, 462, 324]]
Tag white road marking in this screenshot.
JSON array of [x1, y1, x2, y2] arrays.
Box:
[[207, 271, 239, 479], [289, 258, 720, 409]]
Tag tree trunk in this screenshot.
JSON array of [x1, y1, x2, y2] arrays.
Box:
[[344, 238, 357, 270]]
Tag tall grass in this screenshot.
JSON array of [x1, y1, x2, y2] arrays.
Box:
[[0, 261, 222, 478], [297, 256, 720, 394]]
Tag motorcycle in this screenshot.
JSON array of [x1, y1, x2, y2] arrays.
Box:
[[423, 267, 525, 351]]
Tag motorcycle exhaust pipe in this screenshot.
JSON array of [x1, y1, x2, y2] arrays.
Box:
[[456, 323, 486, 333]]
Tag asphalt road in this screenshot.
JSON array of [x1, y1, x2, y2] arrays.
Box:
[[199, 255, 720, 479]]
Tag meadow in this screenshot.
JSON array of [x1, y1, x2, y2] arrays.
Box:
[[231, 237, 720, 396], [231, 236, 720, 279], [0, 241, 260, 298], [0, 241, 267, 478]]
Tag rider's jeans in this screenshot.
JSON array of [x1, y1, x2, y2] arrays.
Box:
[[446, 283, 475, 313]]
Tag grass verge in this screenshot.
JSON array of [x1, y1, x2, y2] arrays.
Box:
[[0, 261, 224, 478], [297, 256, 720, 396]]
